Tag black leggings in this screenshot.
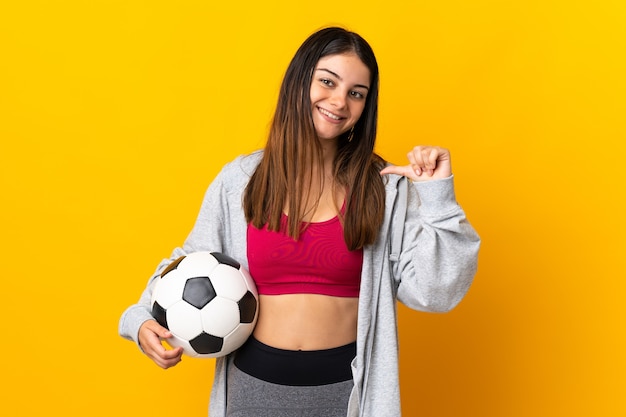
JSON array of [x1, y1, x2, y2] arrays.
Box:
[[233, 336, 356, 386]]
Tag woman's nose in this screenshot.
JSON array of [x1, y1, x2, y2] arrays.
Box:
[[329, 90, 347, 109]]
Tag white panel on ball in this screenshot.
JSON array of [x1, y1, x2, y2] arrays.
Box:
[[210, 264, 248, 301], [167, 302, 204, 340], [153, 270, 187, 309], [200, 298, 241, 337]]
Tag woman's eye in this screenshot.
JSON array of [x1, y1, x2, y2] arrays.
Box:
[[320, 78, 333, 86], [350, 91, 365, 99]]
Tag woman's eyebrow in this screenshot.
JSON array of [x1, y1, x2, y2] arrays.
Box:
[[315, 68, 370, 90]]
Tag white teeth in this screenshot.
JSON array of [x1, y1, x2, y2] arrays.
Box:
[[319, 107, 341, 120]]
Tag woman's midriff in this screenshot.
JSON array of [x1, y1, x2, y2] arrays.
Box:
[[252, 294, 359, 350]]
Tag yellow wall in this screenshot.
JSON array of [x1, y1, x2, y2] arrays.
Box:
[[1, 1, 624, 415]]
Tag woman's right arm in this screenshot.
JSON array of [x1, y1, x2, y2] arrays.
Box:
[[118, 169, 229, 367]]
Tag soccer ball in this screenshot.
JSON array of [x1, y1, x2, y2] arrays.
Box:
[[150, 251, 258, 358]]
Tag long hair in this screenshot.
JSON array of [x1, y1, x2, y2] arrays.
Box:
[[243, 26, 386, 250]]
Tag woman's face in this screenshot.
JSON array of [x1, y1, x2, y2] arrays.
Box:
[[310, 53, 371, 141]]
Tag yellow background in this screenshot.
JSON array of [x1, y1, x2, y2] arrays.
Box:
[[1, 0, 625, 416]]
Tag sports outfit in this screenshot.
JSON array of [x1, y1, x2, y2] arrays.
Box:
[[246, 205, 362, 297], [118, 150, 480, 416], [226, 210, 361, 416]]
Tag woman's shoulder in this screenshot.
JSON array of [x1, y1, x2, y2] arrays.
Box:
[[225, 149, 263, 175], [217, 150, 263, 189]]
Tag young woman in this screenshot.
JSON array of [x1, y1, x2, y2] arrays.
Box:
[[119, 27, 480, 417]]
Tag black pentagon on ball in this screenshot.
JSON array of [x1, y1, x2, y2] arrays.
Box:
[[210, 252, 240, 269], [151, 301, 169, 330], [182, 277, 217, 309], [190, 332, 224, 354], [238, 291, 257, 323]]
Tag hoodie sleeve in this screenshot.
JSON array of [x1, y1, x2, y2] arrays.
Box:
[[393, 175, 481, 312]]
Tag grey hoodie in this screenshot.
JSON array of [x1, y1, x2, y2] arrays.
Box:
[[118, 150, 480, 416]]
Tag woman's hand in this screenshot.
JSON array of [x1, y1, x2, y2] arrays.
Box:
[[138, 319, 184, 369], [380, 146, 452, 182]]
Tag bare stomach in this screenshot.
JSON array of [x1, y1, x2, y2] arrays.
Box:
[[252, 294, 359, 350]]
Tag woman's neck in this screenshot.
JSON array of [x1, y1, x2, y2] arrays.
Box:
[[318, 138, 338, 177]]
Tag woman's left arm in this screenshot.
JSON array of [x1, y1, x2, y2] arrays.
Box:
[[381, 146, 481, 312]]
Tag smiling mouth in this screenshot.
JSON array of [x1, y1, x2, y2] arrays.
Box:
[[318, 107, 343, 121]]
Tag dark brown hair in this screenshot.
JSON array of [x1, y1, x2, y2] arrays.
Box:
[[243, 27, 386, 250]]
